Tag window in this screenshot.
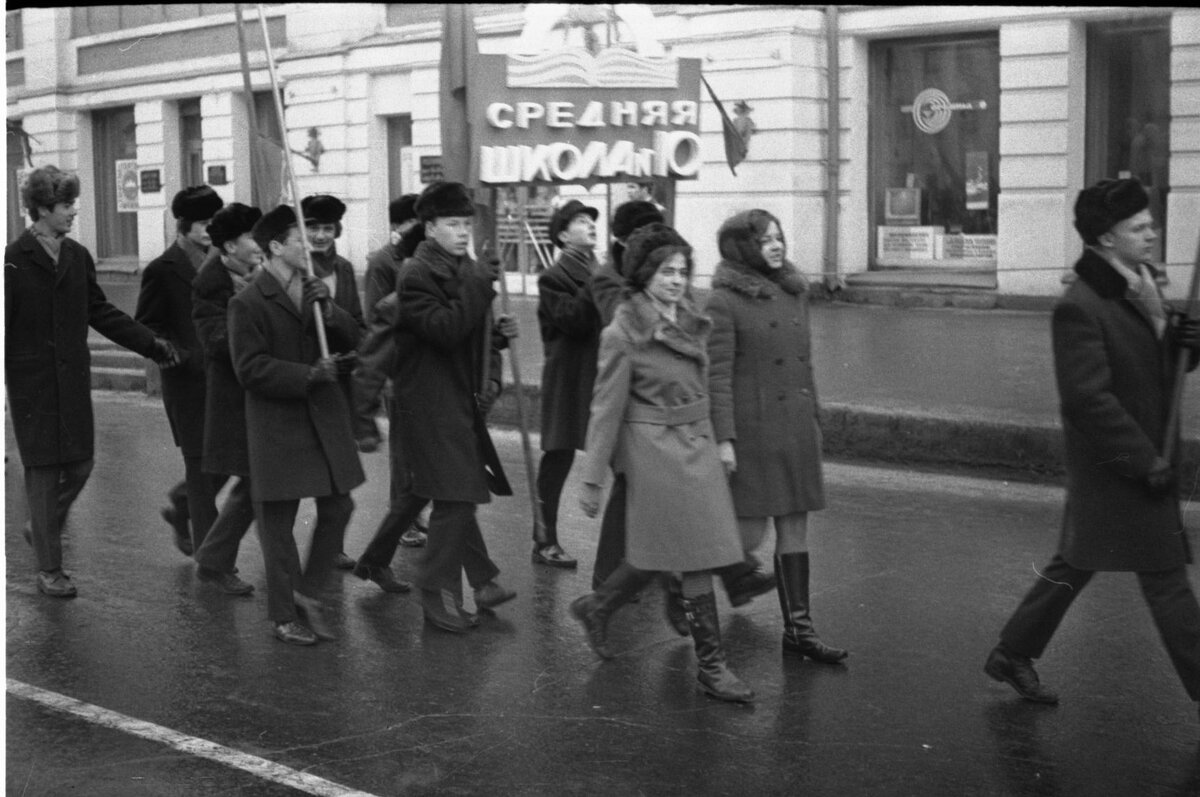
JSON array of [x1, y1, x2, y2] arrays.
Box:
[[71, 5, 277, 38], [92, 106, 139, 261], [1086, 18, 1170, 263], [179, 99, 204, 189], [6, 9, 22, 52], [386, 115, 413, 203], [869, 34, 1000, 269]]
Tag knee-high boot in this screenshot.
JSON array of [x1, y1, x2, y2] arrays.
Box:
[[682, 592, 754, 703], [570, 562, 654, 660], [776, 552, 847, 664], [662, 574, 690, 637]]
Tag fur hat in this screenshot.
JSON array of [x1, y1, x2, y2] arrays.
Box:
[[207, 203, 263, 250], [611, 200, 664, 240], [415, 181, 475, 223], [718, 209, 784, 274], [548, 199, 599, 249], [171, 185, 224, 222], [390, 194, 419, 227], [301, 194, 346, 225], [1074, 178, 1150, 245], [251, 204, 298, 253], [623, 223, 693, 291]]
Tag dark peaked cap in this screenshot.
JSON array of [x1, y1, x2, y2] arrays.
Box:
[[548, 199, 599, 249], [172, 185, 224, 222]]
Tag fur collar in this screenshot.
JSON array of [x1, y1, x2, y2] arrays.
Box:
[[711, 258, 807, 298], [614, 292, 711, 363], [1073, 248, 1134, 300]]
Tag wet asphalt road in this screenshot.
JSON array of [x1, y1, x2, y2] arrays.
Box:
[[6, 393, 1200, 796]]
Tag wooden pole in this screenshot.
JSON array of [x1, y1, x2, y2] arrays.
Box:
[[494, 188, 548, 545], [256, 4, 328, 358], [233, 4, 262, 209], [1162, 231, 1200, 461]]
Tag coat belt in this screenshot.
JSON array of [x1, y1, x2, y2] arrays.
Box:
[[625, 397, 710, 426]]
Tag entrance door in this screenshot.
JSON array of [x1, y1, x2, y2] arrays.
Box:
[[92, 106, 138, 262]]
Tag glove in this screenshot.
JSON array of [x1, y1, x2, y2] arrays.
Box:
[[718, 440, 737, 476], [477, 379, 502, 415], [1145, 456, 1176, 498], [152, 337, 181, 369], [302, 276, 331, 308], [333, 351, 359, 377], [495, 314, 518, 340], [1172, 313, 1200, 351], [485, 257, 503, 282], [307, 357, 338, 387]]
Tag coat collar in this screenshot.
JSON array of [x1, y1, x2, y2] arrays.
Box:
[[1073, 248, 1134, 300], [252, 264, 304, 320], [17, 228, 57, 275], [617, 292, 711, 363], [711, 258, 807, 298], [413, 238, 472, 281], [553, 247, 596, 284]]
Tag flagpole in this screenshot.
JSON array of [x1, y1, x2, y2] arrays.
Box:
[[256, 3, 329, 359], [1163, 232, 1200, 462]]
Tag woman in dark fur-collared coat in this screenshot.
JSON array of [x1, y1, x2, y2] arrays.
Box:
[[705, 209, 847, 665]]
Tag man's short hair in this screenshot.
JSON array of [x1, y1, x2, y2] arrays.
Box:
[[22, 166, 80, 221]]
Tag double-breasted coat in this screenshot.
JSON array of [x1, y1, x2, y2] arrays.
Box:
[[579, 293, 743, 573], [135, 240, 209, 456], [192, 251, 251, 477], [391, 239, 506, 504], [537, 249, 602, 451], [5, 229, 159, 467], [227, 268, 365, 502], [1054, 248, 1193, 572], [705, 259, 826, 517]]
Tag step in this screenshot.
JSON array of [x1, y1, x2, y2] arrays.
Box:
[[91, 366, 147, 393], [91, 349, 146, 370]]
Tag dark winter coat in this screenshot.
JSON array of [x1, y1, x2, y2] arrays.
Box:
[[579, 293, 742, 572], [135, 240, 208, 456], [705, 259, 825, 517], [537, 248, 602, 451], [588, 258, 627, 327], [1054, 248, 1193, 572], [227, 267, 365, 502], [192, 251, 251, 476], [363, 242, 405, 324], [312, 248, 366, 337], [391, 239, 506, 504], [5, 228, 158, 467]]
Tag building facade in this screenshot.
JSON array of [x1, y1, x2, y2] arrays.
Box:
[[6, 5, 1198, 298]]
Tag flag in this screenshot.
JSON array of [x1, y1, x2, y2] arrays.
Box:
[[702, 75, 748, 176], [439, 4, 478, 187]]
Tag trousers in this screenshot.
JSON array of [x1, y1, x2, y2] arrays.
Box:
[[415, 500, 500, 594], [254, 493, 354, 624], [193, 476, 255, 574], [24, 458, 93, 572]]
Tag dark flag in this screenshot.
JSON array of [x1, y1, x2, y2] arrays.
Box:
[[702, 75, 748, 176], [440, 4, 478, 187]]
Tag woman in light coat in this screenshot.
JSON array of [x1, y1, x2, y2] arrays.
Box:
[[571, 224, 753, 703], [705, 209, 846, 663]]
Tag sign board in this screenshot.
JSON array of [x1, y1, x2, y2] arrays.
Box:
[[139, 169, 162, 194], [877, 226, 941, 261], [420, 155, 444, 184], [115, 159, 138, 212], [936, 234, 997, 261], [469, 51, 703, 186], [207, 164, 228, 185]]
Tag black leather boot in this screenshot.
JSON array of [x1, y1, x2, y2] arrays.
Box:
[[662, 574, 690, 637], [776, 553, 847, 663], [682, 592, 754, 703], [570, 562, 654, 660], [718, 553, 776, 607]]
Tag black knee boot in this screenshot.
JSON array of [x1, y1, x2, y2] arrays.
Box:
[[682, 592, 754, 703], [570, 563, 654, 660], [776, 552, 847, 664]]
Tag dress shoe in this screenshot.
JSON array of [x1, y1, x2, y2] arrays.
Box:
[[399, 526, 427, 548], [334, 552, 357, 570], [532, 543, 578, 569], [293, 594, 337, 641], [160, 506, 193, 556], [273, 621, 318, 645], [197, 567, 254, 596], [37, 570, 77, 598], [352, 563, 412, 593], [356, 435, 381, 453], [984, 645, 1059, 704], [422, 588, 471, 633], [474, 580, 516, 610], [725, 565, 777, 608]]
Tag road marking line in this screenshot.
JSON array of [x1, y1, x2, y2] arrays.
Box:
[[6, 678, 380, 797]]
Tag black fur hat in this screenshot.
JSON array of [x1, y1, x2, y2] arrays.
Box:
[[623, 223, 693, 291], [171, 185, 224, 222], [548, 199, 599, 249], [390, 194, 419, 227], [251, 204, 297, 253], [208, 203, 263, 250], [1074, 178, 1150, 245], [301, 194, 346, 225], [611, 200, 664, 240], [415, 181, 475, 223]]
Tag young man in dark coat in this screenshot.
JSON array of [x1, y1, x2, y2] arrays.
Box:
[[5, 165, 178, 597], [228, 204, 365, 645], [985, 178, 1200, 715], [137, 185, 226, 556], [190, 202, 263, 596], [532, 199, 602, 569], [355, 181, 517, 633]]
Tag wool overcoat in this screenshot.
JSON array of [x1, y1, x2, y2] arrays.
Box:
[[135, 240, 208, 456], [705, 259, 826, 517], [537, 249, 602, 451], [363, 242, 405, 324], [579, 293, 743, 573], [1054, 248, 1192, 572], [192, 251, 251, 477], [227, 268, 365, 502], [391, 239, 506, 504], [5, 229, 158, 467]]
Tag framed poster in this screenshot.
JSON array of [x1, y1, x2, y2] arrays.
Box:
[[115, 159, 139, 213]]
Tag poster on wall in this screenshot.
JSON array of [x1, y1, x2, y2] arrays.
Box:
[[115, 159, 139, 213], [965, 151, 989, 211]]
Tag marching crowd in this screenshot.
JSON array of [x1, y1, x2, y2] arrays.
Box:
[[8, 165, 1200, 711]]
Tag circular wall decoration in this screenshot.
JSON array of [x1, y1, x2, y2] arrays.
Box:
[[911, 88, 952, 134]]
